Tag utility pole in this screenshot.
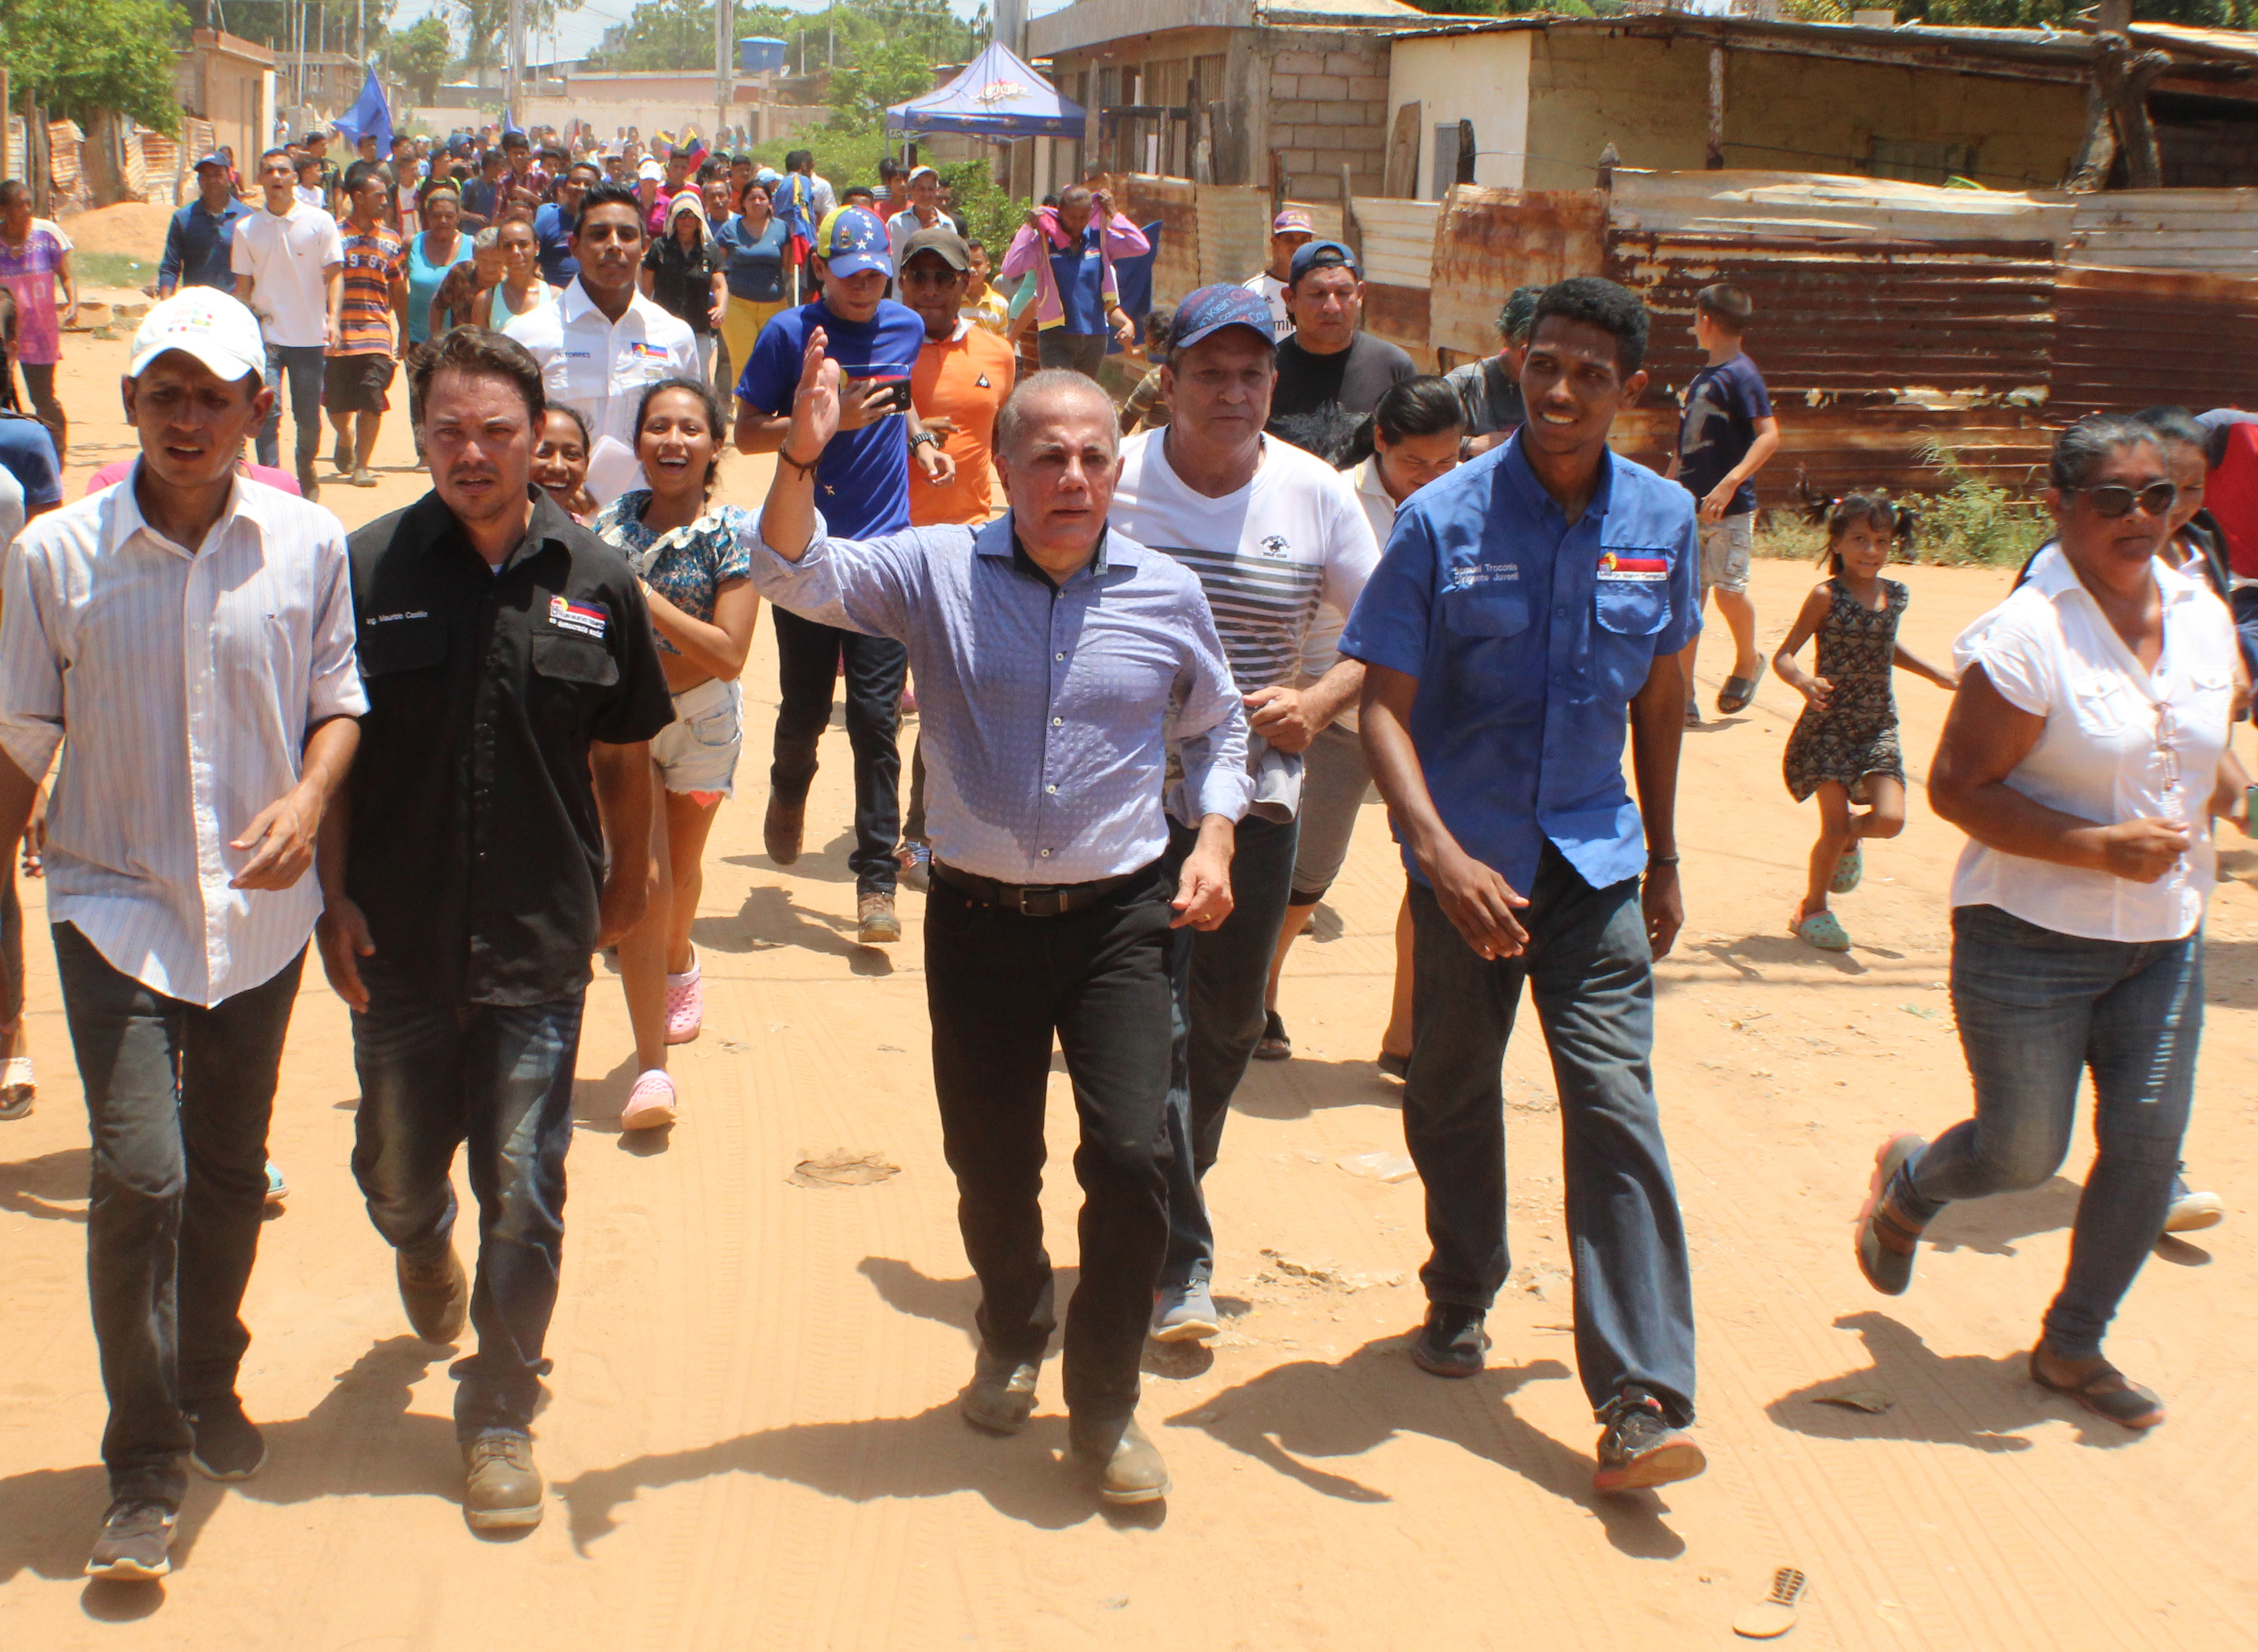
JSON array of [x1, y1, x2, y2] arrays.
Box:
[[508, 0, 525, 127], [357, 0, 364, 65], [715, 0, 733, 149]]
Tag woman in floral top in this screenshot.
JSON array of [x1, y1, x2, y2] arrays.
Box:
[[591, 377, 762, 1129]]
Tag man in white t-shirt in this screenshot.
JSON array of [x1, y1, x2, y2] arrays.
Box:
[[1241, 207, 1312, 342], [884, 166, 958, 287], [1107, 284, 1380, 1342], [230, 147, 343, 500]]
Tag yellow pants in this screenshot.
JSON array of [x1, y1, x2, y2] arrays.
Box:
[[720, 296, 789, 401]]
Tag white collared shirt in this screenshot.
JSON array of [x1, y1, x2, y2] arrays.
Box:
[[502, 277, 701, 458], [229, 199, 345, 348], [0, 468, 367, 1005], [1951, 545, 2238, 942]]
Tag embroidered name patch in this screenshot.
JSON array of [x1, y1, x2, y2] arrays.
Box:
[[550, 596, 609, 638], [1598, 551, 1669, 584]]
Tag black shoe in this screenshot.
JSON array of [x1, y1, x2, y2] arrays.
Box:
[[84, 1498, 175, 1580], [398, 1245, 469, 1344], [1410, 1304, 1490, 1378], [959, 1346, 1039, 1435], [1594, 1387, 1707, 1493], [462, 1430, 545, 1531], [188, 1397, 267, 1481]]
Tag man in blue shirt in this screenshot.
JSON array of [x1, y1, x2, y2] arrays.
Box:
[[748, 349, 1247, 1507], [158, 155, 250, 299], [735, 206, 946, 945], [532, 160, 594, 287], [1343, 277, 1706, 1495], [0, 409, 62, 523]]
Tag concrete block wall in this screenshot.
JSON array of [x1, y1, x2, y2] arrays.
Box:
[[1260, 28, 1390, 201]]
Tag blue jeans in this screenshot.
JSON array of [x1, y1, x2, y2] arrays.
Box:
[[1898, 903, 2199, 1362], [54, 924, 305, 1504], [1404, 846, 1697, 1424], [1156, 811, 1300, 1289], [256, 343, 326, 474], [349, 979, 584, 1439]]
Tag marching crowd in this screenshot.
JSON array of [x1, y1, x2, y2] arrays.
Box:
[[0, 121, 2247, 1585]]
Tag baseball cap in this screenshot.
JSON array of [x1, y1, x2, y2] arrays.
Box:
[[907, 164, 939, 184], [1287, 239, 1359, 285], [1272, 207, 1315, 235], [194, 152, 231, 173], [1168, 283, 1277, 352], [817, 206, 893, 278], [900, 225, 969, 270], [637, 158, 664, 181], [128, 289, 266, 384]]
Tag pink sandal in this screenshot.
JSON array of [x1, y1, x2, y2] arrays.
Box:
[[621, 1070, 678, 1131], [664, 956, 702, 1045]]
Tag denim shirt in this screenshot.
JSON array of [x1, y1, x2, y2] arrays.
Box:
[[1341, 433, 1700, 893]]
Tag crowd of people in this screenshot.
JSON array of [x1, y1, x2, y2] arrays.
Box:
[[0, 122, 2246, 1587]]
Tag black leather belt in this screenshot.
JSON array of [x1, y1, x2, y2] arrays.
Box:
[[931, 860, 1143, 918]]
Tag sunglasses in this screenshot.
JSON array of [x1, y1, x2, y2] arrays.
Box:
[[2074, 482, 2176, 519]]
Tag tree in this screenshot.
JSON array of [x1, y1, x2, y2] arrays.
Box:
[[0, 0, 191, 133], [585, 0, 715, 72], [826, 39, 945, 129], [185, 0, 399, 57], [454, 0, 578, 79], [384, 16, 456, 103]]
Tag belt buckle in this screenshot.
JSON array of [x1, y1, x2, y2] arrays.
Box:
[[1016, 886, 1065, 918]]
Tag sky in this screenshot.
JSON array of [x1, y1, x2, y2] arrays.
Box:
[[386, 0, 1052, 68]]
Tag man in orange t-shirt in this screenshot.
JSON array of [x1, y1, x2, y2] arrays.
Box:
[[898, 225, 1016, 886], [902, 226, 1013, 529]]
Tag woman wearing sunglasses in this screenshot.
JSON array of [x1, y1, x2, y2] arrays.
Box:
[[1853, 414, 2243, 1432]]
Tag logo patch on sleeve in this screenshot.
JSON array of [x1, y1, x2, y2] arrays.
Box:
[[1598, 550, 1670, 584], [550, 595, 609, 638]]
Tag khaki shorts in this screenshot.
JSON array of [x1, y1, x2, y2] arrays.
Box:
[[1698, 512, 1753, 596], [651, 676, 743, 797]]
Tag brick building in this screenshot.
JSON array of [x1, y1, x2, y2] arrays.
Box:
[[1025, 0, 1424, 202]]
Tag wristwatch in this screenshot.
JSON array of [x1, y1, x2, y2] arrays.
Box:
[[908, 429, 941, 452]]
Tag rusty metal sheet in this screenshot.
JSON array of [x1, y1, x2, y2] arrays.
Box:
[[1122, 174, 1201, 310], [1609, 232, 2057, 401], [1363, 283, 1431, 361], [2051, 264, 2258, 415], [1609, 405, 2054, 511], [1431, 186, 1609, 359]]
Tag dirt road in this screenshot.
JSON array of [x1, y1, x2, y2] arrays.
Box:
[[2, 294, 2254, 1650]]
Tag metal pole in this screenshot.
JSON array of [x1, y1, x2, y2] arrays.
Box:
[[1705, 44, 1726, 170], [715, 0, 731, 150], [508, 0, 525, 128]]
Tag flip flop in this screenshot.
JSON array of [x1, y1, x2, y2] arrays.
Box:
[[2028, 1347, 2165, 1430], [1255, 1010, 1292, 1061], [1717, 670, 1761, 714], [1684, 701, 1702, 728], [1791, 907, 1852, 952], [1733, 1567, 1808, 1640], [1831, 845, 1864, 895]]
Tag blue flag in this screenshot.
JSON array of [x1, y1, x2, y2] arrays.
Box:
[[333, 66, 394, 155]]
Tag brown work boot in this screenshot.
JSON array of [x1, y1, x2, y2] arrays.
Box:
[[398, 1245, 469, 1344], [857, 889, 900, 945], [1069, 1415, 1170, 1506], [763, 791, 806, 865], [462, 1430, 544, 1531]]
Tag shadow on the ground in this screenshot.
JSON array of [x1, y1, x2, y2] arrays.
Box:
[[0, 1146, 88, 1222], [695, 883, 892, 976], [0, 1338, 459, 1592], [1767, 1311, 2145, 1451], [1165, 1335, 1687, 1559], [718, 824, 862, 888], [1920, 1174, 2080, 1256], [1232, 1056, 1404, 1121], [1695, 933, 1884, 979]]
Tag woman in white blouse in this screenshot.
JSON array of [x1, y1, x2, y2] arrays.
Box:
[[1854, 415, 2242, 1431]]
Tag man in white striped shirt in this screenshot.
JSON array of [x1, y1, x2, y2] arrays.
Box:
[[0, 290, 364, 1582], [1107, 286, 1380, 1342]]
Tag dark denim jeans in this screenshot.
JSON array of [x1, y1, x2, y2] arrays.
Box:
[[1156, 811, 1300, 1289], [1898, 903, 2199, 1362], [255, 342, 327, 475], [55, 923, 305, 1504], [768, 602, 905, 893], [1404, 847, 1697, 1425], [350, 979, 584, 1439], [925, 863, 1175, 1423]]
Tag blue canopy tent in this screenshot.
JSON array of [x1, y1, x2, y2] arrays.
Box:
[[884, 40, 1087, 140]]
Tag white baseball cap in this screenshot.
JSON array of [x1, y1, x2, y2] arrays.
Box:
[[638, 158, 664, 181], [128, 288, 267, 384]]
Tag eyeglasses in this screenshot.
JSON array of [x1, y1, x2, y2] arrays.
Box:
[[2154, 703, 2181, 794], [2074, 482, 2176, 520]]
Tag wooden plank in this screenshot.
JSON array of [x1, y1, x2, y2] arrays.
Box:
[[1431, 185, 1608, 358], [1194, 182, 1270, 288], [1383, 100, 1419, 201]]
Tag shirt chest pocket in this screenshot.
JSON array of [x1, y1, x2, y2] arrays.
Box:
[[1442, 588, 1531, 638], [1594, 574, 1671, 701], [1441, 588, 1531, 693], [2069, 675, 2137, 738], [359, 619, 449, 685]]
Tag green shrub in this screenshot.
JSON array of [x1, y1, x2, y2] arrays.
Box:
[[1912, 437, 2049, 567]]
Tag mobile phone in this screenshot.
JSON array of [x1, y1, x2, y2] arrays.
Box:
[[845, 375, 910, 414]]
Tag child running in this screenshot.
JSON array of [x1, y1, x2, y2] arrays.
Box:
[[1773, 494, 1957, 950]]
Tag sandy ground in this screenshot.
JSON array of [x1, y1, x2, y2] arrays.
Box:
[[4, 308, 2258, 1650]]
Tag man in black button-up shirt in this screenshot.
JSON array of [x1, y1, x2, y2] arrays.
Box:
[[315, 328, 671, 1535]]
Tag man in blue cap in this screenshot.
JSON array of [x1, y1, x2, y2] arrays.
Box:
[[1267, 239, 1416, 449], [1108, 283, 1381, 1342], [735, 206, 950, 946], [158, 155, 250, 300]]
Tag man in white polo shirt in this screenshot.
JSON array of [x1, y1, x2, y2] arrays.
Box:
[[505, 178, 698, 502], [0, 289, 364, 1581], [231, 146, 344, 501]]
